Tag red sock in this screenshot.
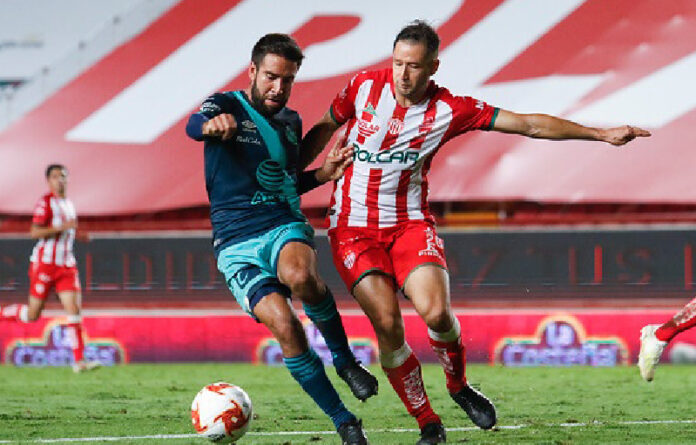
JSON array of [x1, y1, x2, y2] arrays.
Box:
[[67, 323, 85, 362], [656, 297, 696, 342], [429, 336, 467, 393], [0, 304, 27, 322], [382, 353, 441, 429]]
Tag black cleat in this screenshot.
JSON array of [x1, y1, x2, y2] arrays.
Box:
[[337, 418, 369, 445], [337, 361, 378, 401], [450, 384, 497, 430], [416, 422, 446, 444]]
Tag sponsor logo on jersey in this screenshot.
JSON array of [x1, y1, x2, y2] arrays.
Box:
[[256, 319, 377, 366], [5, 319, 126, 367], [353, 146, 420, 164], [418, 227, 444, 259], [284, 125, 298, 146], [362, 102, 377, 117], [250, 190, 288, 205], [493, 314, 628, 367], [387, 118, 404, 135], [356, 119, 380, 139], [235, 135, 262, 146]]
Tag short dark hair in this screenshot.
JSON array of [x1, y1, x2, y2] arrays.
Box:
[[394, 20, 440, 59], [45, 164, 66, 178], [251, 33, 304, 68]]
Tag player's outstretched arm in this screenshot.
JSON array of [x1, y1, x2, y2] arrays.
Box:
[[29, 220, 76, 239], [300, 110, 342, 170], [492, 109, 651, 146]]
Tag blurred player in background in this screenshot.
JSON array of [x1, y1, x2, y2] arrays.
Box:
[[185, 33, 376, 444], [639, 297, 696, 381], [0, 164, 99, 373], [301, 20, 650, 444]]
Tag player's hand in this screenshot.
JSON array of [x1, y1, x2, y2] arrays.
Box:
[[600, 125, 651, 146], [202, 114, 237, 141], [61, 220, 78, 231], [316, 134, 353, 182], [75, 231, 91, 242]]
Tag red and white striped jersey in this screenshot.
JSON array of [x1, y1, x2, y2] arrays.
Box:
[[327, 68, 498, 229], [30, 193, 77, 267]]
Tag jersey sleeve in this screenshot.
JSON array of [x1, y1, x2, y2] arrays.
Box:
[[197, 93, 235, 119], [186, 93, 236, 141], [31, 196, 51, 227], [329, 73, 362, 125], [448, 96, 499, 137]]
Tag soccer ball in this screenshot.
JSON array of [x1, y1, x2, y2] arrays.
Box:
[[191, 382, 253, 443]]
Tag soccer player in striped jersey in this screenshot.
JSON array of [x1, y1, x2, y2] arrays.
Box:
[[302, 20, 650, 444], [186, 34, 375, 445], [639, 297, 696, 382], [0, 164, 99, 373]]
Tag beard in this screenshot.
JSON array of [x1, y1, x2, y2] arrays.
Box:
[[250, 80, 287, 117]]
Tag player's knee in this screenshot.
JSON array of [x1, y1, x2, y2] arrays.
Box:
[[372, 312, 405, 341], [421, 306, 451, 332], [280, 266, 319, 296]]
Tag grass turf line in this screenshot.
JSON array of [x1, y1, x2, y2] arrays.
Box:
[[1, 364, 695, 444]]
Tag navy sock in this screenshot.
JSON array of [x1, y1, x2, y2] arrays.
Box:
[[284, 349, 356, 429], [303, 289, 355, 369]]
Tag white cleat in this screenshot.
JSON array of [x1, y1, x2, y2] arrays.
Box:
[[638, 325, 667, 382], [72, 360, 101, 374]]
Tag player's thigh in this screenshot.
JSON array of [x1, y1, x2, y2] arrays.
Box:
[[270, 222, 316, 274], [26, 296, 46, 320], [217, 243, 277, 315], [28, 262, 53, 301], [55, 267, 82, 314], [390, 221, 448, 288], [253, 292, 308, 357], [329, 227, 395, 294], [353, 274, 405, 349], [403, 264, 451, 321]]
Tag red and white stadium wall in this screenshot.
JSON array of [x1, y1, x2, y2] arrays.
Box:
[[3, 310, 696, 367]]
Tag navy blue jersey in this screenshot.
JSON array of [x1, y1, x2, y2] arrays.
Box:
[[186, 91, 305, 255]]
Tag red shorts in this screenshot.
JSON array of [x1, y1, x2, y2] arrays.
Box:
[[28, 262, 81, 300], [329, 220, 447, 292]]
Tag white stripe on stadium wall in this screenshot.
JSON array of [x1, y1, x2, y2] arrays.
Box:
[[64, 0, 696, 145]]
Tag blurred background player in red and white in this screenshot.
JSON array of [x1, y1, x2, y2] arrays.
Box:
[[638, 297, 696, 382], [301, 20, 651, 444], [0, 164, 99, 373]]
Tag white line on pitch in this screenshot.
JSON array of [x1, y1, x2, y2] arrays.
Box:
[[1, 420, 695, 443]]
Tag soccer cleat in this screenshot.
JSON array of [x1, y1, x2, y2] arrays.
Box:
[[638, 324, 667, 382], [72, 360, 101, 374], [450, 384, 496, 430], [416, 422, 446, 444], [337, 361, 378, 401], [337, 418, 369, 445]]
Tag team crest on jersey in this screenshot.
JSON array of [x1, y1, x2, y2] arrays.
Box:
[[362, 102, 377, 117], [418, 115, 435, 134], [387, 118, 404, 135], [357, 120, 380, 139]]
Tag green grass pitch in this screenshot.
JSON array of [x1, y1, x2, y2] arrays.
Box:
[[1, 363, 695, 444]]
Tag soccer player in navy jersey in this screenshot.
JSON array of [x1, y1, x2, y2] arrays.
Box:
[[185, 34, 376, 445], [301, 21, 650, 444]]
